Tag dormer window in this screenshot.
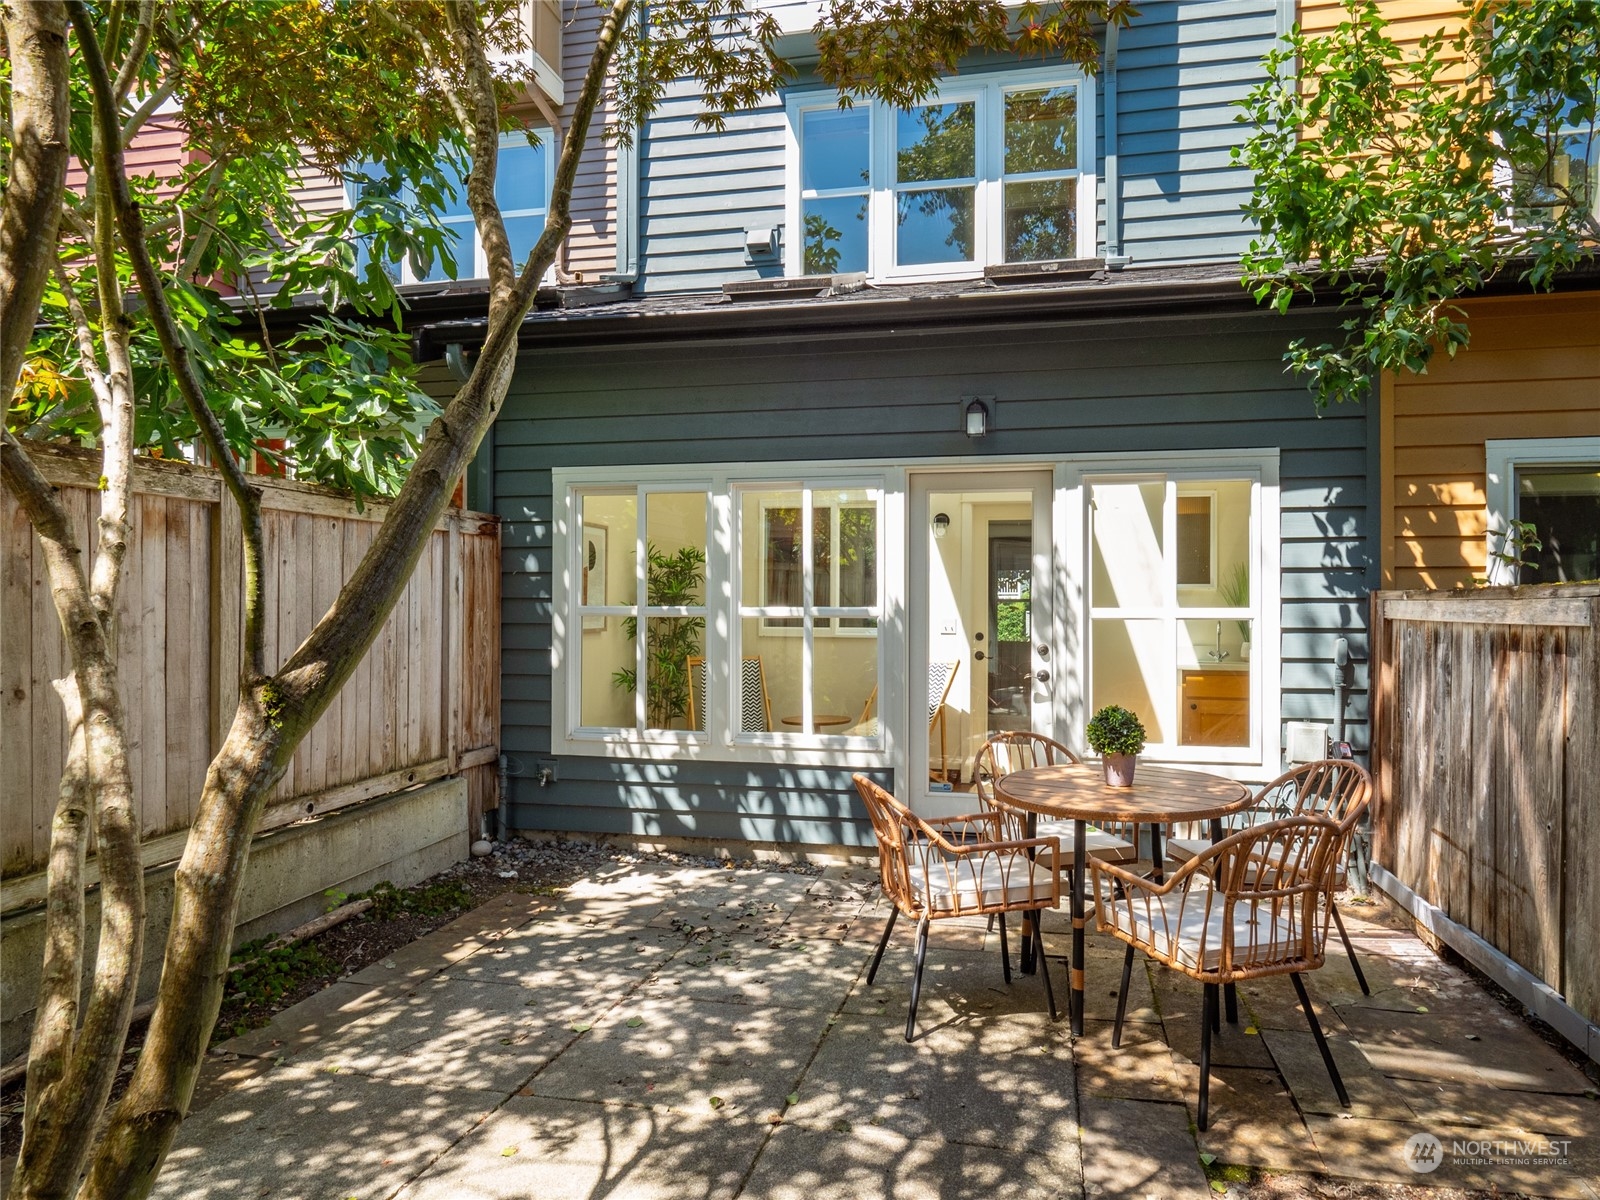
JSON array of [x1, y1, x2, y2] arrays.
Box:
[[786, 67, 1095, 282]]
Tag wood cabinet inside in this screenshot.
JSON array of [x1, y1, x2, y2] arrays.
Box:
[[1181, 669, 1249, 746]]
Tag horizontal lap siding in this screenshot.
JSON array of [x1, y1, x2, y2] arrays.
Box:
[[1116, 1, 1278, 266], [1384, 293, 1600, 591], [561, 1, 618, 279], [490, 307, 1372, 846]]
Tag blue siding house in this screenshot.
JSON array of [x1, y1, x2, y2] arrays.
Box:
[[422, 0, 1377, 851]]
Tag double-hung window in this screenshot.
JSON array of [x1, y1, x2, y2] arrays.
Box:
[[350, 132, 552, 284], [787, 66, 1094, 281]]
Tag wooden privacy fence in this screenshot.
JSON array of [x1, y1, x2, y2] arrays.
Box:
[[1, 446, 501, 898], [1370, 584, 1599, 1052]]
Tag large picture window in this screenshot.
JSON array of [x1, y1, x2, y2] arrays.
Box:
[[788, 67, 1094, 281], [1086, 475, 1260, 756], [562, 474, 886, 753]]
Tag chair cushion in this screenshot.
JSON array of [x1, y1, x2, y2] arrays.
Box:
[[1165, 836, 1210, 864], [1034, 819, 1138, 864], [910, 857, 1057, 912], [1098, 886, 1307, 974]]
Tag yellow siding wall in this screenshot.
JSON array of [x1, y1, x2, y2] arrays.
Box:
[[1382, 293, 1600, 590], [1299, 0, 1469, 46]]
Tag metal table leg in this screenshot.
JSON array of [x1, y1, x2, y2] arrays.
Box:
[[1070, 818, 1087, 1035], [1020, 810, 1038, 974], [1212, 816, 1239, 1024]]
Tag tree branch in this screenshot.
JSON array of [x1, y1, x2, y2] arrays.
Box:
[[112, 0, 157, 106], [67, 0, 269, 680]]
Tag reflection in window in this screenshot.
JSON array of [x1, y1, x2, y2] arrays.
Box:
[[1517, 467, 1600, 582], [896, 102, 977, 266], [1002, 87, 1079, 262], [801, 107, 871, 274]]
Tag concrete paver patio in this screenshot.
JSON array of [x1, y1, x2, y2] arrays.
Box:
[[155, 860, 1600, 1200]]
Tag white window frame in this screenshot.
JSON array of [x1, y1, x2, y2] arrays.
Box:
[[1484, 436, 1600, 585], [1060, 451, 1280, 771], [553, 463, 902, 768], [784, 65, 1096, 283], [756, 497, 879, 636], [347, 131, 555, 285]]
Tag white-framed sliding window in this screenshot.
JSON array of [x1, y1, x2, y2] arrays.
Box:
[[784, 65, 1096, 282], [553, 464, 901, 766], [1485, 437, 1600, 584], [1060, 452, 1280, 770]]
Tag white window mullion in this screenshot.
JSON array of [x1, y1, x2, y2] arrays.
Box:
[[800, 486, 815, 729]]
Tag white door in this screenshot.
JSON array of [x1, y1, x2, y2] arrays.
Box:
[[908, 470, 1055, 813]]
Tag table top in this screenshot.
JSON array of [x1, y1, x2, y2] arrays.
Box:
[[992, 762, 1253, 823], [779, 713, 852, 728]]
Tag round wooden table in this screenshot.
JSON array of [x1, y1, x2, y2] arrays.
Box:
[[993, 762, 1254, 1034], [779, 713, 852, 729]]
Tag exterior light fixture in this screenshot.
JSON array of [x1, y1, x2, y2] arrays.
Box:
[[933, 512, 951, 539], [964, 398, 990, 440]]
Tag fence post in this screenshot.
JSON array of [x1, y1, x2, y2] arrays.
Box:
[[209, 490, 244, 753]]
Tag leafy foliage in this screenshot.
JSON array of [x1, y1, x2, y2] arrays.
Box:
[[1086, 703, 1146, 756], [613, 544, 708, 729], [1237, 0, 1599, 406]]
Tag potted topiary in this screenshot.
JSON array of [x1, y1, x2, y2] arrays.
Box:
[[1086, 704, 1147, 787]]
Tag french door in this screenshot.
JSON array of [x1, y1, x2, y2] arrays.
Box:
[[908, 470, 1055, 814]]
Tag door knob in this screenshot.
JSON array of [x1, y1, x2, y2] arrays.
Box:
[[1035, 669, 1050, 684], [973, 650, 986, 661], [1036, 644, 1050, 659]]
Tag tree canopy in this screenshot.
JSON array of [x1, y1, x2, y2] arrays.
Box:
[[1237, 0, 1599, 407]]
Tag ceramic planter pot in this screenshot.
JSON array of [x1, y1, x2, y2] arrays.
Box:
[[1102, 753, 1137, 787]]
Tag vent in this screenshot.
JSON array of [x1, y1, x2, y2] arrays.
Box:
[[722, 273, 868, 303], [984, 258, 1105, 285]]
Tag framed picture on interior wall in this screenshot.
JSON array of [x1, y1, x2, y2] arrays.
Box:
[[581, 522, 607, 632]]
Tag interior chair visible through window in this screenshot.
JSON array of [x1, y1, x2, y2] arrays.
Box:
[[686, 656, 773, 734]]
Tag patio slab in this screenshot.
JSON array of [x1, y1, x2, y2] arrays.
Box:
[[156, 860, 1600, 1200]]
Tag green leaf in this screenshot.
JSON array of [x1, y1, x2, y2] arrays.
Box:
[[1200, 1152, 1216, 1166], [786, 1092, 799, 1106], [501, 1145, 519, 1157], [569, 1021, 592, 1033], [709, 1095, 725, 1110], [626, 1016, 645, 1028]]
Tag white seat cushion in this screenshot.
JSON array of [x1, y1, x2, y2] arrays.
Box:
[[910, 857, 1057, 911], [1035, 819, 1138, 864], [1165, 836, 1210, 864], [1099, 885, 1306, 973]]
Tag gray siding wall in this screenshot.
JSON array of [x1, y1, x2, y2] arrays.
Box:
[[488, 306, 1374, 849], [634, 1, 1280, 294]]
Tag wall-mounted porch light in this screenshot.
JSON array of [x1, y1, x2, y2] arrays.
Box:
[[964, 397, 990, 440], [932, 512, 951, 539]]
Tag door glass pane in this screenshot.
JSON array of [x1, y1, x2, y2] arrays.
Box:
[[897, 102, 976, 182], [1005, 86, 1077, 174], [1091, 618, 1166, 745], [1179, 619, 1252, 748], [926, 489, 1033, 787], [1090, 481, 1165, 608], [896, 187, 975, 265], [1518, 467, 1600, 582], [577, 493, 637, 728], [1003, 178, 1076, 262], [803, 195, 869, 274]]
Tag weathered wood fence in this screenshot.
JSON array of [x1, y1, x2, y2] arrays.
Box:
[[1370, 584, 1599, 1056], [2, 446, 501, 901]]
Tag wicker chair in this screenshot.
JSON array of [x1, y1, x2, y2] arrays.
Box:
[[853, 774, 1063, 1041], [927, 660, 960, 781], [973, 732, 1138, 867], [1090, 816, 1350, 1130], [1167, 760, 1374, 993]]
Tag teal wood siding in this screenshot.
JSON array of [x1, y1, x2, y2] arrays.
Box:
[[1114, 0, 1280, 265], [633, 1, 1279, 294], [487, 307, 1374, 848]]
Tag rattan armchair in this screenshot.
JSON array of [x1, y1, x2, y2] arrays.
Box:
[[853, 774, 1063, 1041], [973, 732, 1138, 866], [1091, 816, 1350, 1130], [1167, 759, 1374, 993]]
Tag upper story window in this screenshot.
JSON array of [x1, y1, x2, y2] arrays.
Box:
[[786, 67, 1095, 282], [352, 133, 552, 284]]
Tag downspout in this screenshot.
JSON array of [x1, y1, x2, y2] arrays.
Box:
[[1102, 20, 1129, 270]]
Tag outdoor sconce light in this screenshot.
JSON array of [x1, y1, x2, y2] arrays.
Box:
[[933, 512, 951, 539], [964, 397, 990, 440]]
